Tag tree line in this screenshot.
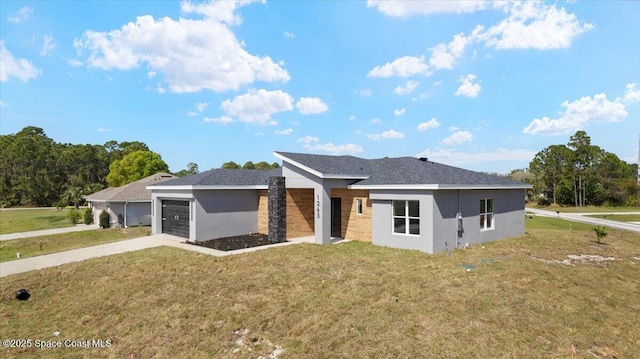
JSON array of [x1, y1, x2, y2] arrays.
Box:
[[2, 127, 636, 208], [0, 126, 279, 208], [0, 127, 171, 207], [510, 131, 639, 207]]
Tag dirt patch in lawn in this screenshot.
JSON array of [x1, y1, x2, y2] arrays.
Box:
[[192, 233, 286, 251]]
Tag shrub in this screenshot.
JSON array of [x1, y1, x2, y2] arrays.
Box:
[[83, 207, 94, 225], [99, 210, 111, 229], [537, 197, 551, 206], [67, 209, 81, 224], [593, 226, 607, 244]]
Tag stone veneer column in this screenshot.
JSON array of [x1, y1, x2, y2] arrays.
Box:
[[268, 176, 286, 242]]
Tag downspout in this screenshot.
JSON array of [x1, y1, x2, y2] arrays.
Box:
[[124, 201, 128, 228], [457, 189, 462, 248]]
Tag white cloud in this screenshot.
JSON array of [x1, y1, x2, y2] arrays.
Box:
[[441, 130, 474, 145], [187, 102, 208, 116], [394, 108, 406, 116], [480, 1, 593, 50], [455, 74, 482, 97], [40, 35, 56, 56], [195, 102, 208, 113], [370, 117, 382, 124], [96, 127, 111, 132], [298, 136, 363, 155], [7, 6, 33, 23], [0, 100, 7, 107], [367, 129, 405, 141], [429, 32, 475, 70], [284, 31, 295, 39], [367, 56, 431, 78], [203, 116, 235, 124], [391, 2, 593, 76], [417, 117, 441, 131], [393, 80, 419, 95], [220, 89, 293, 125], [348, 115, 356, 121], [0, 41, 41, 82], [74, 1, 289, 93], [355, 89, 373, 97], [69, 59, 83, 67], [296, 97, 329, 115], [619, 83, 640, 104], [275, 128, 293, 135], [415, 148, 536, 166], [367, 0, 488, 17], [412, 92, 430, 101], [523, 93, 628, 135]]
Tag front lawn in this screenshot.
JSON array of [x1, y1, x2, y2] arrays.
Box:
[[1, 222, 639, 358], [586, 214, 640, 222], [0, 227, 150, 262], [0, 208, 75, 234]]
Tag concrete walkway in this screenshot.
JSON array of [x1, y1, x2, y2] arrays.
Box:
[[0, 224, 100, 241], [0, 235, 332, 278], [526, 208, 640, 234]]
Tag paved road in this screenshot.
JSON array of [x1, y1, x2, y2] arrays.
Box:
[[0, 224, 100, 241], [526, 208, 640, 234]]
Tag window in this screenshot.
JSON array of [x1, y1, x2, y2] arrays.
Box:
[[356, 198, 363, 215], [480, 198, 494, 230], [392, 200, 420, 235]]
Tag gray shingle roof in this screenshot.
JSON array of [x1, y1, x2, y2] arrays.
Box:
[[274, 151, 370, 177], [146, 153, 529, 190], [150, 168, 282, 187], [276, 152, 529, 188], [355, 157, 527, 187], [85, 173, 177, 202]]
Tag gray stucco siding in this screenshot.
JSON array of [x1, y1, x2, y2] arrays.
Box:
[[370, 190, 434, 253], [282, 162, 321, 188], [193, 189, 259, 242], [124, 202, 151, 227], [432, 189, 526, 252]]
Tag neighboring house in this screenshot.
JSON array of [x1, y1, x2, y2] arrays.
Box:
[[85, 173, 177, 227], [147, 152, 532, 254]]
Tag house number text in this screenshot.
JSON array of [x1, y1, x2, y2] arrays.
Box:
[[316, 194, 320, 219]]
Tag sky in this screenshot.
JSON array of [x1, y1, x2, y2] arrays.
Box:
[[1, 0, 639, 174]]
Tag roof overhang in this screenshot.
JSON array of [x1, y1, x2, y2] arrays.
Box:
[[273, 152, 370, 180], [86, 199, 151, 203], [147, 185, 269, 191], [349, 184, 533, 190]]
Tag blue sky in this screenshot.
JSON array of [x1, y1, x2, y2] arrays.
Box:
[[1, 0, 639, 174]]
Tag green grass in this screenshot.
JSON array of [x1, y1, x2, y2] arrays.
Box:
[[0, 227, 150, 262], [586, 214, 640, 222], [527, 205, 640, 213], [525, 215, 596, 231], [1, 226, 639, 358], [0, 209, 75, 234]]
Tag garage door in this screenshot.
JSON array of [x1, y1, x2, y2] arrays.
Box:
[[162, 200, 190, 238]]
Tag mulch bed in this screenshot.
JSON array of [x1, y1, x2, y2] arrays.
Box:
[[192, 233, 287, 252]]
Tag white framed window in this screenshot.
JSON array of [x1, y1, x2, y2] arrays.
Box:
[[356, 198, 363, 215], [392, 200, 420, 235], [480, 198, 494, 230]]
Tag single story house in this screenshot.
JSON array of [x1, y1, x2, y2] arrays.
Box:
[[85, 173, 176, 227], [147, 152, 531, 254]]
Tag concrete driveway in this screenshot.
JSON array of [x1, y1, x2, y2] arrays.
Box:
[[0, 234, 312, 278]]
